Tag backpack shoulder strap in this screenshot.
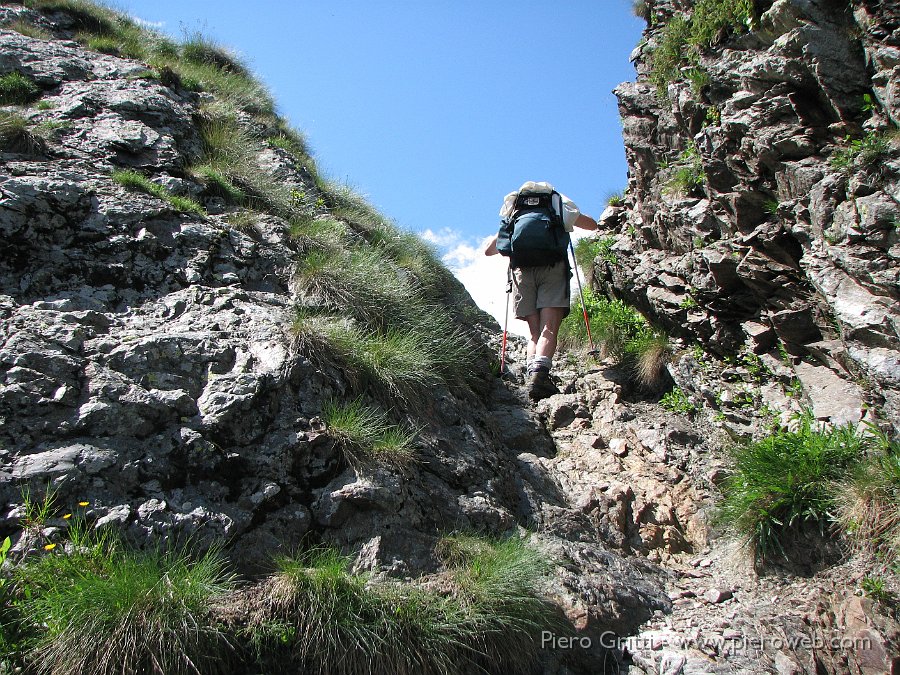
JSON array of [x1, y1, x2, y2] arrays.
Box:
[[550, 190, 565, 228]]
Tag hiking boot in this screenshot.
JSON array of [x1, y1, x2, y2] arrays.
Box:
[[527, 367, 558, 401]]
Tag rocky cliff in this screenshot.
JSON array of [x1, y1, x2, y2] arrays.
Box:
[[607, 0, 900, 437]]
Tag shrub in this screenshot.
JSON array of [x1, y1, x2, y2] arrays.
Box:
[[573, 236, 602, 273], [20, 544, 235, 675], [717, 415, 866, 559], [0, 71, 41, 105], [112, 169, 205, 215], [834, 425, 900, 564], [606, 190, 625, 207]]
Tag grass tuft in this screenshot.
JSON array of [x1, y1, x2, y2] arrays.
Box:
[[0, 110, 46, 154], [560, 288, 669, 379], [20, 543, 235, 675], [4, 18, 53, 40], [648, 0, 754, 98], [249, 537, 563, 675], [717, 415, 866, 559], [192, 108, 292, 215], [181, 31, 250, 78], [630, 331, 671, 388], [834, 424, 900, 564], [322, 397, 417, 467], [111, 169, 204, 215], [0, 72, 41, 105]]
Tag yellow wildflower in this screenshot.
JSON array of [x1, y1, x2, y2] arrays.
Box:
[[44, 543, 57, 551], [78, 501, 89, 507], [62, 513, 72, 520]]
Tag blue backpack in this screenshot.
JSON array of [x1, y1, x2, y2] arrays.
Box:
[[496, 190, 570, 268]]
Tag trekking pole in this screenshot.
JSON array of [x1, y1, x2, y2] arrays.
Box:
[[569, 240, 598, 356], [500, 269, 512, 376]]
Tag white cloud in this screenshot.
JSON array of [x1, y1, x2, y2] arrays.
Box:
[[128, 15, 165, 29], [442, 235, 531, 338], [420, 227, 462, 249]]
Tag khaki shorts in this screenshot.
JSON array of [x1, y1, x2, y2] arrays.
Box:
[[512, 261, 571, 319]]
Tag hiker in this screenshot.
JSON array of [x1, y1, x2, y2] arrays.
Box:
[[485, 180, 597, 400]]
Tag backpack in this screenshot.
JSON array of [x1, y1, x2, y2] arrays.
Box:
[[496, 189, 570, 268]]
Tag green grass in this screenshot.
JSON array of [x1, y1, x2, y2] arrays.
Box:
[[249, 548, 462, 675], [834, 425, 900, 564], [294, 245, 416, 329], [717, 415, 867, 559], [660, 387, 696, 414], [192, 107, 292, 215], [648, 15, 693, 98], [322, 397, 417, 467], [4, 18, 53, 40], [249, 537, 562, 675], [648, 0, 754, 98], [830, 131, 893, 172], [606, 190, 625, 207], [294, 234, 475, 388], [292, 309, 475, 399], [438, 534, 567, 672], [150, 53, 274, 115], [181, 31, 250, 78], [19, 543, 235, 675], [193, 164, 246, 204], [0, 110, 46, 154], [0, 72, 41, 105], [111, 169, 205, 215], [664, 141, 706, 196], [561, 286, 662, 352], [690, 0, 755, 47], [24, 0, 116, 34]]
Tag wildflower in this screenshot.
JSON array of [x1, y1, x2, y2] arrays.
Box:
[[63, 513, 72, 520], [44, 543, 57, 551], [78, 501, 89, 507]]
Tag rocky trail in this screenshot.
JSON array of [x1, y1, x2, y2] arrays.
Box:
[[496, 339, 899, 674]]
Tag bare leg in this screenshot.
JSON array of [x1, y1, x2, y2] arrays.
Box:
[[534, 307, 566, 360]]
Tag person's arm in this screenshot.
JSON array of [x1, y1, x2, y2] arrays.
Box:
[[484, 236, 499, 256], [574, 213, 598, 231]]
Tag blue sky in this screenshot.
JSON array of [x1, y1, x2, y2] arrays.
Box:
[[115, 0, 646, 331]]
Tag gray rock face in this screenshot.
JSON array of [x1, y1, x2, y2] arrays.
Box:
[[610, 0, 900, 434]]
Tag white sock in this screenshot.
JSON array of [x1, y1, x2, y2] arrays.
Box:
[[529, 356, 552, 372]]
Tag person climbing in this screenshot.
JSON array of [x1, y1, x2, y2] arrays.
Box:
[[485, 180, 598, 401]]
